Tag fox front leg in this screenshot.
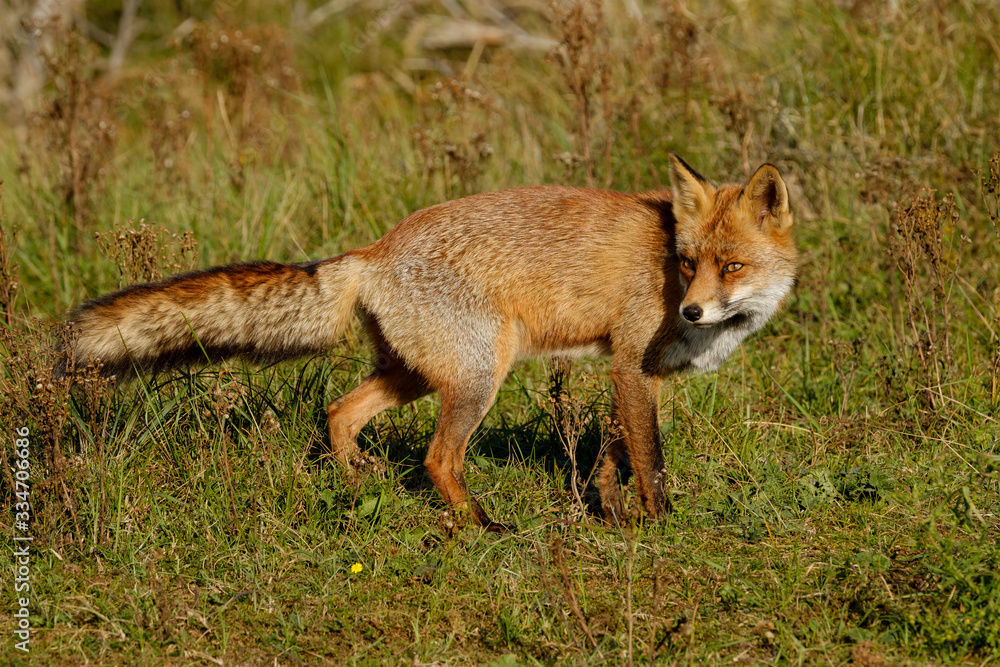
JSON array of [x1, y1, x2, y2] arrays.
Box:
[[597, 368, 669, 523], [423, 383, 512, 533]]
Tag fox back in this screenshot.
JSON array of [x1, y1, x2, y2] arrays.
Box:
[[349, 161, 796, 385]]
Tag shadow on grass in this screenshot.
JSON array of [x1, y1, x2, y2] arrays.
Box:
[[307, 400, 617, 521]]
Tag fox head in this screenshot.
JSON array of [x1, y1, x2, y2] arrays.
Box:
[[669, 155, 798, 332]]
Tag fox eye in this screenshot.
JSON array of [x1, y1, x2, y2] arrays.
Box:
[[723, 262, 744, 274], [680, 256, 695, 271]]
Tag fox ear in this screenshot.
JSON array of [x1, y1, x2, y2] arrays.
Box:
[[669, 154, 714, 224], [746, 163, 792, 233]]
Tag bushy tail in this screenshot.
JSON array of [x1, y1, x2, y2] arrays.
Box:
[[62, 255, 362, 379]]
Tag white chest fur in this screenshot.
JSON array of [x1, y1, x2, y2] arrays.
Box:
[[661, 305, 777, 373]]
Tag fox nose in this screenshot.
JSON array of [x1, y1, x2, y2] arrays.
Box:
[[682, 305, 703, 322]]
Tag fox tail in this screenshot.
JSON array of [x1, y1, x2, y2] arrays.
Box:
[[61, 255, 362, 379]]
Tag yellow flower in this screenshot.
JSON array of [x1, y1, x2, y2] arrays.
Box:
[[350, 562, 363, 574]]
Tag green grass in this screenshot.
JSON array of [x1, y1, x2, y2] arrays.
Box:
[[2, 0, 1000, 664]]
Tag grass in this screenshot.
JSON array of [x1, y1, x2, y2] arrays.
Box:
[[2, 0, 1000, 663]]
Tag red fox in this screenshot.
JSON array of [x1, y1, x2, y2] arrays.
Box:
[[64, 156, 798, 529]]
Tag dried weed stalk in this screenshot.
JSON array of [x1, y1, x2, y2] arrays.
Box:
[[621, 2, 709, 188], [0, 182, 20, 325], [30, 22, 119, 227], [207, 369, 246, 430], [712, 75, 781, 178], [413, 78, 496, 198], [858, 155, 925, 207], [647, 560, 667, 663], [655, 1, 704, 93], [543, 364, 614, 518], [95, 220, 198, 287], [548, 0, 610, 187], [547, 357, 583, 511], [981, 153, 1000, 403], [129, 68, 196, 185], [1, 322, 110, 540], [829, 337, 864, 416], [182, 23, 300, 188], [549, 537, 599, 651], [886, 189, 960, 411]]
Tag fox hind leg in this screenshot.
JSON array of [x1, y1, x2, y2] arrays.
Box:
[[326, 346, 431, 467]]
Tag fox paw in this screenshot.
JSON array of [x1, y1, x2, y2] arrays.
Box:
[[351, 452, 386, 473], [438, 509, 464, 537], [336, 452, 386, 484], [439, 503, 511, 536]]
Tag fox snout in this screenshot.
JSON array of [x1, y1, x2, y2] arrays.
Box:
[[681, 304, 703, 323], [678, 270, 730, 327], [679, 298, 727, 328]]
